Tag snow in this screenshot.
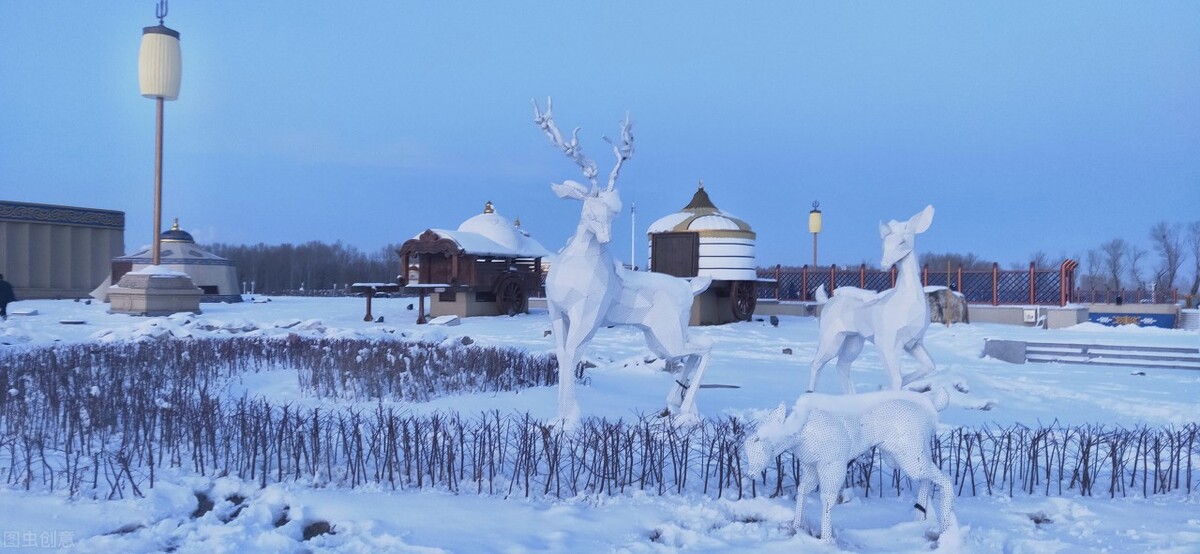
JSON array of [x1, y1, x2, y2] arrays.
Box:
[[1, 296, 1198, 552]]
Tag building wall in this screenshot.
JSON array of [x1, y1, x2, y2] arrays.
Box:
[[0, 200, 125, 299]]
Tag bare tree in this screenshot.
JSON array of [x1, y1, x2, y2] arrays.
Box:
[[918, 252, 993, 271], [1081, 249, 1105, 290], [1126, 245, 1149, 289], [1099, 238, 1128, 290], [1028, 251, 1050, 269], [1148, 222, 1184, 291]]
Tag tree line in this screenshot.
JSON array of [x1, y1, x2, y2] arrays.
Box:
[[207, 219, 1199, 297], [203, 241, 403, 294]]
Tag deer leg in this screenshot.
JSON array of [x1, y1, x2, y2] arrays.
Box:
[[817, 463, 844, 544], [877, 342, 904, 390], [902, 341, 936, 386], [552, 318, 581, 426], [807, 335, 843, 392], [793, 466, 819, 535], [678, 350, 711, 416], [834, 334, 865, 394]]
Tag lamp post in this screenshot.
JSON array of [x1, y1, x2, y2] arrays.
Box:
[[138, 0, 181, 266], [808, 201, 822, 267]]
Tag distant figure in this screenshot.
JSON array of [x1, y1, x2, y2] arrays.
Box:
[[0, 273, 15, 321]]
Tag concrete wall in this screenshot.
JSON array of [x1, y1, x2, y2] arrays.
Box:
[[0, 201, 125, 299], [430, 290, 504, 319]]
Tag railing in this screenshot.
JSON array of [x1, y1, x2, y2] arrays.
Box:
[[758, 260, 1081, 306], [1071, 288, 1184, 305]]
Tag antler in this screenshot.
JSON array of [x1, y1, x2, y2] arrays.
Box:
[[532, 98, 599, 190], [602, 113, 634, 192]]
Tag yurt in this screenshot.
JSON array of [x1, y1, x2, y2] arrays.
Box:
[[400, 201, 552, 321], [647, 181, 758, 325], [99, 220, 241, 303]]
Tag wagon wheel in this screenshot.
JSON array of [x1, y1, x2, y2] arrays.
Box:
[[494, 274, 528, 316], [730, 280, 757, 322]]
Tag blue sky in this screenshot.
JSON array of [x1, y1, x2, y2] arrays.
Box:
[[1, 2, 1197, 271]]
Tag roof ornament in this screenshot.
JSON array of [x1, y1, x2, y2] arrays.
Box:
[[155, 0, 168, 25], [698, 178, 704, 190], [171, 217, 180, 230], [484, 200, 494, 214]]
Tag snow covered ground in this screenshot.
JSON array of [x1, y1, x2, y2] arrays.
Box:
[[1, 296, 1198, 552]]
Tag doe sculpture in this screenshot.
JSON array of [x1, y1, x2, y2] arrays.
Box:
[[532, 98, 713, 426], [744, 389, 957, 545], [807, 205, 937, 393]]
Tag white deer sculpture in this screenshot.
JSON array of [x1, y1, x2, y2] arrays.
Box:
[[744, 388, 958, 544], [533, 98, 713, 426], [807, 205, 937, 393]]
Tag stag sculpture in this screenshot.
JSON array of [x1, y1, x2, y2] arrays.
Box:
[[533, 98, 713, 426], [745, 388, 957, 544], [807, 205, 937, 393]]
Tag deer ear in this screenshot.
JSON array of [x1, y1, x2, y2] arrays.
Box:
[[909, 205, 935, 234], [551, 180, 589, 200], [768, 403, 787, 425], [879, 221, 890, 240]]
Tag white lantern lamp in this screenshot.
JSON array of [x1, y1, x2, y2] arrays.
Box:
[[137, 0, 181, 266]]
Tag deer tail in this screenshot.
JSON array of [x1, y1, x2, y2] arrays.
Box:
[[814, 285, 829, 304]]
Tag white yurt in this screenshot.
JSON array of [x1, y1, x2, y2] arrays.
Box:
[[647, 181, 758, 324], [97, 220, 241, 303]]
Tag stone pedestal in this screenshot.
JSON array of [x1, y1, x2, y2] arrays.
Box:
[[108, 271, 201, 316]]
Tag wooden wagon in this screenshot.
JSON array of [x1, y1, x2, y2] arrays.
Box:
[[399, 202, 551, 323]]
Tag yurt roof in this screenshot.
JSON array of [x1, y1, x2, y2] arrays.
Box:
[[117, 220, 234, 266], [422, 201, 552, 259], [647, 181, 755, 238]]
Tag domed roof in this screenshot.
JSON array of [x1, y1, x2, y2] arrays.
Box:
[[419, 201, 552, 259], [160, 219, 195, 243], [457, 201, 525, 252], [117, 219, 233, 266], [648, 181, 755, 238]]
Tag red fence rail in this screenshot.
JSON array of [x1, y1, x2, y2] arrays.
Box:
[[758, 260, 1083, 306]]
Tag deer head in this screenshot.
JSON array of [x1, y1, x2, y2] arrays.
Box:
[[533, 98, 633, 244], [551, 179, 622, 243], [879, 205, 935, 268], [744, 402, 788, 475]]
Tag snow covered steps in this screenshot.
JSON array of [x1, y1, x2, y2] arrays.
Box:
[[984, 339, 1200, 371]]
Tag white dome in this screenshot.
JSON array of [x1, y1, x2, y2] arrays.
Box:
[[458, 212, 523, 252]]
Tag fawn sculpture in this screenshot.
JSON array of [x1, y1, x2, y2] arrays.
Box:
[[807, 205, 937, 393], [745, 388, 957, 544], [532, 99, 713, 426]]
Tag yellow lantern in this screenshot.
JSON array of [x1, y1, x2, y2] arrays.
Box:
[[808, 201, 822, 234]]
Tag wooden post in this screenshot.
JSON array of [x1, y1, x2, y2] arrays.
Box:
[[1029, 262, 1036, 305], [829, 264, 836, 294], [890, 266, 897, 288], [363, 289, 375, 322], [859, 263, 866, 288], [801, 265, 808, 301], [922, 264, 928, 287], [775, 264, 781, 301], [956, 266, 963, 295], [945, 260, 952, 327], [992, 263, 999, 306], [417, 290, 427, 324]]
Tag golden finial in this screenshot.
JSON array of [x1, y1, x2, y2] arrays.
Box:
[[171, 218, 180, 230], [484, 200, 494, 214]]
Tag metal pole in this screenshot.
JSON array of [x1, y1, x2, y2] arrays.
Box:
[[812, 233, 818, 268], [630, 202, 636, 270], [152, 96, 164, 266]]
